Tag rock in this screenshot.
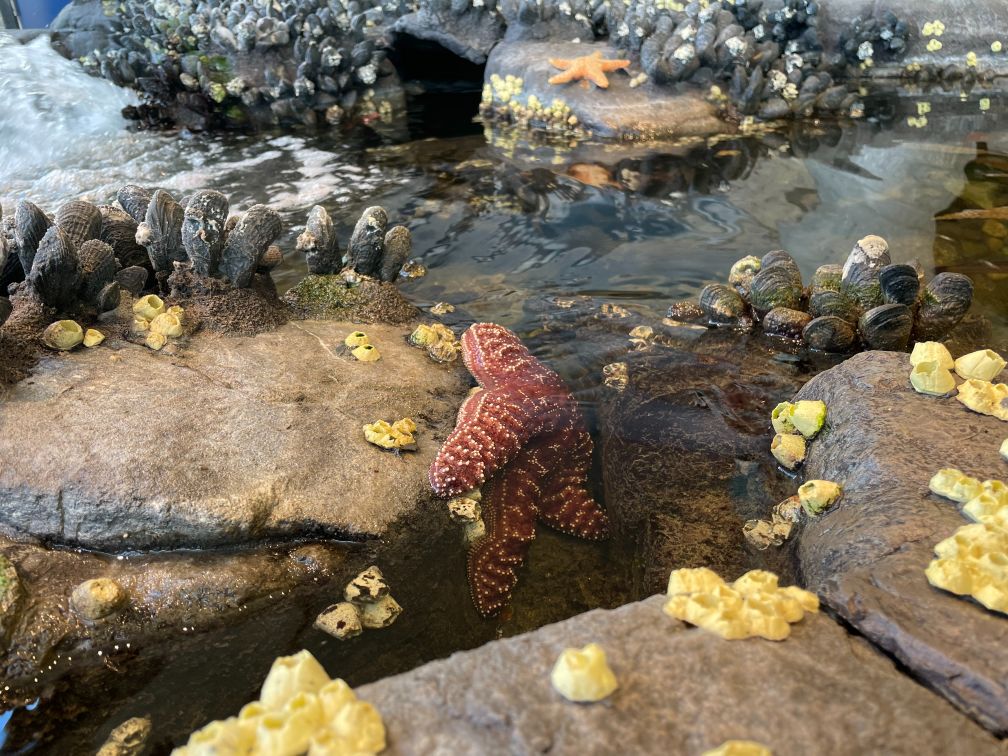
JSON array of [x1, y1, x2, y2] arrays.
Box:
[[314, 601, 363, 640], [599, 350, 804, 593], [96, 716, 152, 756], [0, 321, 469, 550], [0, 553, 20, 644], [393, 6, 504, 65], [283, 275, 419, 324], [71, 577, 126, 620], [360, 594, 402, 629], [793, 350, 1008, 734], [483, 41, 723, 140], [345, 565, 390, 604], [358, 595, 1000, 755]]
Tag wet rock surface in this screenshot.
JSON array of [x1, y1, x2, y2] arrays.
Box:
[[0, 320, 469, 550], [793, 350, 1008, 734], [599, 348, 805, 594], [359, 595, 1001, 755]]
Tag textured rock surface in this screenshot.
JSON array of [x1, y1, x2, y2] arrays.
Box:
[[793, 350, 1008, 734], [599, 348, 806, 593], [485, 41, 723, 139], [359, 595, 1001, 755], [0, 320, 469, 550]]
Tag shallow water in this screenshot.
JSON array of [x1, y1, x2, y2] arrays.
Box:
[[2, 33, 1008, 753]]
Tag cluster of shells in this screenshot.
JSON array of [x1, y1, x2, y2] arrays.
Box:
[[607, 0, 911, 119], [76, 0, 423, 127], [693, 235, 974, 353], [297, 204, 411, 282]]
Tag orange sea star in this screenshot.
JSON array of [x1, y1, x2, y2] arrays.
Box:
[[548, 51, 631, 89]]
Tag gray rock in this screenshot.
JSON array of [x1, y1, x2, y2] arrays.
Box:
[[793, 350, 1008, 734], [484, 41, 723, 139], [359, 595, 1001, 755], [394, 6, 505, 64], [0, 320, 469, 550]]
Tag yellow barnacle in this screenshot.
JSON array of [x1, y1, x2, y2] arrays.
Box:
[[83, 328, 105, 348], [981, 97, 992, 112], [352, 344, 380, 362], [132, 293, 165, 321], [929, 468, 983, 502], [150, 312, 183, 338], [771, 433, 806, 470], [363, 418, 417, 450], [954, 349, 1006, 382], [993, 41, 1003, 53], [926, 522, 1008, 614], [910, 360, 957, 396], [966, 51, 979, 68], [927, 39, 943, 52], [550, 643, 619, 702], [787, 400, 827, 438], [145, 332, 167, 351], [771, 401, 795, 434], [916, 101, 931, 116], [1001, 437, 1008, 460], [42, 320, 84, 351], [910, 341, 954, 370], [798, 480, 843, 516], [344, 331, 369, 348], [703, 741, 773, 756], [956, 378, 1008, 420]]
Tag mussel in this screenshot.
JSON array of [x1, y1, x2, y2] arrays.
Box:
[[346, 206, 387, 278], [840, 235, 890, 310], [748, 261, 803, 316], [182, 190, 230, 277], [297, 205, 339, 275], [699, 283, 748, 324], [219, 204, 282, 288], [55, 200, 102, 250], [14, 200, 52, 275], [380, 225, 412, 283], [763, 307, 812, 339], [858, 303, 913, 351], [879, 263, 920, 306], [77, 239, 119, 308], [802, 315, 856, 353], [727, 255, 761, 298], [914, 272, 974, 340], [28, 226, 81, 310], [811, 264, 842, 295], [808, 289, 859, 323]]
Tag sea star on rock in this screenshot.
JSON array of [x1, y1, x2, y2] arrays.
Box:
[[548, 51, 631, 89], [430, 323, 609, 617]]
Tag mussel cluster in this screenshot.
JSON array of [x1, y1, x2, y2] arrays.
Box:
[[605, 0, 908, 119], [297, 204, 411, 281], [691, 235, 975, 353], [61, 0, 421, 128]]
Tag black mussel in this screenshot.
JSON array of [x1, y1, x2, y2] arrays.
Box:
[[879, 263, 920, 306], [699, 283, 749, 324], [763, 306, 812, 339], [802, 315, 856, 353], [858, 303, 913, 351], [914, 272, 974, 340], [840, 234, 890, 310]]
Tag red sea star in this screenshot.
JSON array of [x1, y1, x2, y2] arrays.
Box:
[[430, 323, 609, 616]]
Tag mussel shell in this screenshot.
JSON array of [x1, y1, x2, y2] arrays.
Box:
[[347, 206, 387, 278], [99, 205, 147, 269], [762, 307, 812, 340], [699, 283, 748, 324], [117, 184, 152, 224], [914, 272, 974, 340], [97, 281, 122, 313], [811, 264, 842, 295], [28, 226, 81, 310], [802, 315, 856, 353], [380, 226, 411, 283], [297, 205, 339, 275], [858, 303, 913, 351], [808, 289, 859, 323], [879, 263, 920, 306], [77, 239, 119, 306], [115, 265, 149, 296], [727, 255, 761, 297], [840, 234, 890, 309], [14, 200, 52, 274], [219, 204, 283, 288], [666, 300, 705, 322], [55, 200, 102, 250], [761, 249, 799, 273], [182, 189, 230, 277], [748, 264, 803, 316], [140, 190, 186, 273]]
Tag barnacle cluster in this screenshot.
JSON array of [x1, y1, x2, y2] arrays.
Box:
[[663, 567, 818, 641], [409, 322, 461, 363], [909, 344, 1005, 399], [173, 649, 386, 754], [770, 399, 826, 469], [689, 237, 974, 353], [957, 379, 1008, 421], [132, 295, 187, 351], [314, 566, 403, 640], [363, 418, 417, 450], [298, 205, 411, 282], [550, 643, 619, 703]]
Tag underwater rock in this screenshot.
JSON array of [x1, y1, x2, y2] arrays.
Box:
[[54, 200, 102, 250], [71, 577, 126, 620], [297, 205, 339, 276], [841, 235, 890, 310], [380, 225, 412, 283], [181, 190, 230, 277], [914, 273, 974, 341], [28, 226, 81, 310], [550, 643, 618, 703], [219, 204, 282, 288], [347, 206, 388, 278], [858, 303, 913, 351], [14, 200, 53, 279], [136, 189, 185, 274]]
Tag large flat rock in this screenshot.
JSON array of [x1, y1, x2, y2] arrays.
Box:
[[359, 595, 1000, 755], [793, 350, 1008, 734], [0, 321, 469, 550]]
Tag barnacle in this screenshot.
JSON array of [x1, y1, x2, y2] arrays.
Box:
[[963, 488, 1008, 529], [259, 650, 332, 710], [954, 349, 1007, 382], [352, 343, 381, 362], [132, 293, 165, 321], [771, 433, 806, 469], [663, 568, 818, 641], [1001, 438, 1008, 460], [150, 312, 183, 337], [910, 341, 954, 370], [359, 595, 402, 629], [929, 468, 983, 502], [83, 329, 105, 348], [787, 400, 827, 438], [703, 742, 773, 756], [550, 643, 619, 703], [910, 360, 957, 396], [362, 418, 416, 450], [798, 480, 843, 516], [409, 324, 438, 347], [925, 522, 1008, 614], [956, 379, 1008, 421], [42, 320, 84, 351], [344, 330, 369, 348], [771, 402, 796, 434], [145, 332, 168, 351]]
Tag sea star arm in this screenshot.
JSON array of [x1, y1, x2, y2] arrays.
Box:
[[533, 429, 610, 540], [461, 322, 568, 393]]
